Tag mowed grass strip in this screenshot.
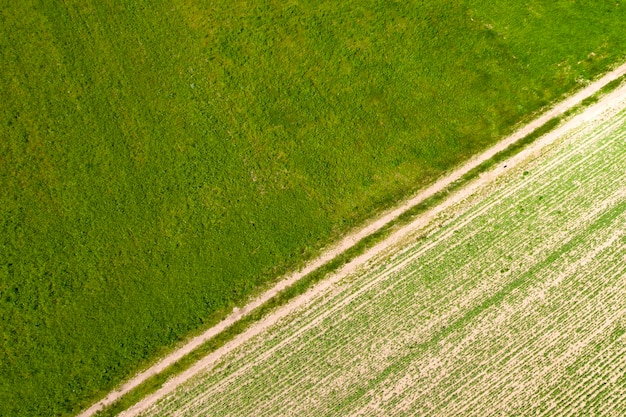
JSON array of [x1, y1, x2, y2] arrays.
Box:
[[1, 1, 626, 416]]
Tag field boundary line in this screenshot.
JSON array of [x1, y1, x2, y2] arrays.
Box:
[[78, 62, 626, 417]]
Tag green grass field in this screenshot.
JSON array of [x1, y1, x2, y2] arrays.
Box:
[[139, 91, 626, 417], [1, 1, 625, 415]]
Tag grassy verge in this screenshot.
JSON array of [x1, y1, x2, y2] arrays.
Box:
[[94, 72, 626, 417]]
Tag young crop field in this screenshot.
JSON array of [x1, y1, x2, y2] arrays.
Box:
[[2, 1, 626, 415], [130, 90, 626, 416]]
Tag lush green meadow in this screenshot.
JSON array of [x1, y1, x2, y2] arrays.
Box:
[[139, 90, 626, 417], [1, 1, 625, 415]]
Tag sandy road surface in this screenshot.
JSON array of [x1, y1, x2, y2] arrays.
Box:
[[78, 62, 626, 417]]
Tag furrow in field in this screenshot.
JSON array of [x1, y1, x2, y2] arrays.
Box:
[[547, 343, 626, 417], [443, 256, 626, 416], [383, 257, 625, 415]]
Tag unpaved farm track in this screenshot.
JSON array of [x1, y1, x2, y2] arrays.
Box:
[[79, 62, 626, 417]]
